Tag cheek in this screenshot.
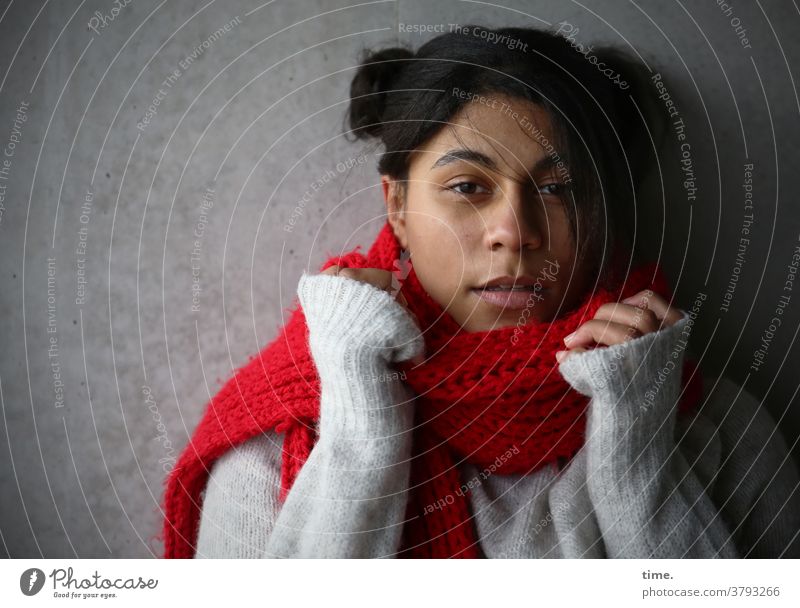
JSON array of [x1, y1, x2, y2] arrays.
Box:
[[406, 199, 469, 260], [404, 214, 478, 301], [408, 221, 460, 276], [544, 211, 575, 256]]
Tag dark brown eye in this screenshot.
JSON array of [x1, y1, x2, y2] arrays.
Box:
[[538, 183, 566, 196], [448, 181, 489, 195]]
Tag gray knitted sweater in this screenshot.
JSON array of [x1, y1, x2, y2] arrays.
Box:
[[194, 271, 800, 558]]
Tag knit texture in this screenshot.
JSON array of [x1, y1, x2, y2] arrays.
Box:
[[193, 292, 800, 558], [159, 220, 703, 558]]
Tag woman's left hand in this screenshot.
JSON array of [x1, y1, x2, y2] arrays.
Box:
[[555, 289, 685, 363]]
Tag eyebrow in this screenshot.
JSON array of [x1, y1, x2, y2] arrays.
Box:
[[430, 148, 557, 176]]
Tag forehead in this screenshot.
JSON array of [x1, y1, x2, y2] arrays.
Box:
[[411, 94, 557, 176]]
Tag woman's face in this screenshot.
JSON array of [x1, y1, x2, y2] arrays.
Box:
[[383, 94, 593, 332]]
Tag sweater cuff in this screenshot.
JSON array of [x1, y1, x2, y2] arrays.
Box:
[[557, 309, 691, 429], [297, 270, 421, 440], [297, 270, 424, 364]]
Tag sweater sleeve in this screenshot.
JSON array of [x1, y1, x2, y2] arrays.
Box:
[[195, 270, 424, 558], [194, 432, 285, 558], [466, 312, 800, 559], [556, 309, 770, 558]]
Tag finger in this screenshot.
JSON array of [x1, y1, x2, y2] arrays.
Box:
[[358, 268, 394, 291], [654, 299, 685, 326], [563, 319, 642, 349], [321, 264, 340, 276], [620, 289, 654, 312], [621, 289, 684, 327], [555, 347, 586, 363], [593, 301, 661, 335]]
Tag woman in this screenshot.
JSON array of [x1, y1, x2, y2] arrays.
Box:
[[160, 25, 800, 558]]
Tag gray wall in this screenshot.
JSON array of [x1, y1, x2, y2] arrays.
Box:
[[1, 0, 798, 558]]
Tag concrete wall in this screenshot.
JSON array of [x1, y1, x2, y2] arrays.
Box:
[[1, 0, 798, 557]]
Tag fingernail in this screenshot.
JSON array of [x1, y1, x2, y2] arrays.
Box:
[[564, 332, 576, 343], [555, 351, 566, 362]]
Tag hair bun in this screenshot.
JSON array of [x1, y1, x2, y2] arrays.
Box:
[[348, 46, 415, 139]]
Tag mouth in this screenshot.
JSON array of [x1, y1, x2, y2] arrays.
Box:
[[471, 283, 549, 310]]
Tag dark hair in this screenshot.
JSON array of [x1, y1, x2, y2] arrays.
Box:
[[345, 24, 669, 290]]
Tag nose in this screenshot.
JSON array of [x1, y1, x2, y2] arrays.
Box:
[[483, 186, 544, 252]]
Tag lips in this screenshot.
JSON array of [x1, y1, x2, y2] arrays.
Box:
[[478, 274, 540, 289], [471, 284, 548, 310], [481, 284, 542, 292], [471, 273, 553, 310]]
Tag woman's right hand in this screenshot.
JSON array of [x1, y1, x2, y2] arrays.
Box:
[[318, 265, 423, 365], [320, 265, 420, 329]]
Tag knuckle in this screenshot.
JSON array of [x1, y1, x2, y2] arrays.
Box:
[[666, 308, 684, 325], [626, 327, 644, 340], [376, 269, 393, 289], [642, 309, 658, 324], [596, 303, 613, 315]]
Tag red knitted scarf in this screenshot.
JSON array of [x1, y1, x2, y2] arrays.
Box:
[[159, 221, 703, 558]]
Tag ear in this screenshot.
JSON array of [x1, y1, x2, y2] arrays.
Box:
[[381, 175, 408, 250]]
